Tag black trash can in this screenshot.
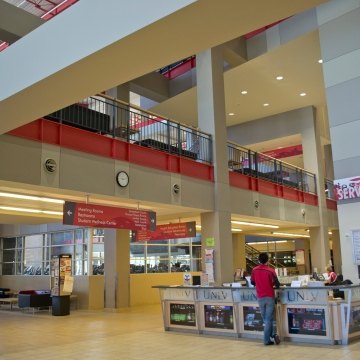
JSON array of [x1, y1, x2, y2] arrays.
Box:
[[52, 295, 70, 316]]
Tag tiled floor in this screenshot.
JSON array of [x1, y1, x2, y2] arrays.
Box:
[[1, 305, 360, 360]]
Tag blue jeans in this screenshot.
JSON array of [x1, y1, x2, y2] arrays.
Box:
[[258, 297, 275, 344]]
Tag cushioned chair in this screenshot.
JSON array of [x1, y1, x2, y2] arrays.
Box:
[[18, 290, 52, 310]]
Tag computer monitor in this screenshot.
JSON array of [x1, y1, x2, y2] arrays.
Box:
[[192, 275, 201, 285]]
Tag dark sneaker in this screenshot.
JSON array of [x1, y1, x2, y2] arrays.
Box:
[[273, 334, 281, 345], [265, 341, 274, 345]]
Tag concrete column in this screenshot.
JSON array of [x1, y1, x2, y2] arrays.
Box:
[[301, 109, 331, 269], [295, 238, 311, 275], [232, 233, 246, 274], [309, 227, 330, 274], [317, 1, 360, 283], [104, 228, 130, 309], [197, 46, 232, 284], [331, 229, 341, 274], [106, 84, 130, 133]]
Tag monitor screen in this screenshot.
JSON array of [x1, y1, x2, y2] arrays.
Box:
[[243, 306, 264, 332], [169, 303, 196, 327], [204, 305, 234, 330], [287, 308, 326, 336]]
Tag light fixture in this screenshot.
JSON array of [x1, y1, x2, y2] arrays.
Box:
[[263, 103, 269, 107], [276, 76, 284, 80], [0, 192, 64, 204], [318, 59, 323, 63], [196, 225, 202, 230], [231, 220, 279, 228], [272, 232, 310, 238], [241, 90, 248, 95], [300, 92, 307, 97], [0, 206, 63, 216], [328, 231, 333, 235], [248, 240, 287, 245], [231, 228, 243, 232], [228, 112, 235, 116]]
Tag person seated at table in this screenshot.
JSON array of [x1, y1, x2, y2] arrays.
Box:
[[324, 266, 337, 285]]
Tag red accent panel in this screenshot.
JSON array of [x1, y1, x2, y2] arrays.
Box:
[[229, 171, 319, 206], [326, 199, 337, 210]]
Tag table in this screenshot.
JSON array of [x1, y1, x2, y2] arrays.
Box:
[[0, 297, 18, 310]]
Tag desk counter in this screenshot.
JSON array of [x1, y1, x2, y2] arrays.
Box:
[[153, 285, 360, 345]]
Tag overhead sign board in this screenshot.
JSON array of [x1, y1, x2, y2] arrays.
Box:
[[63, 201, 156, 231], [334, 176, 360, 201], [133, 221, 196, 241]]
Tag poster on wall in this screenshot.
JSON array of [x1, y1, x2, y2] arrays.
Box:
[[287, 307, 326, 336], [205, 248, 215, 283], [352, 230, 360, 264], [295, 249, 305, 265]]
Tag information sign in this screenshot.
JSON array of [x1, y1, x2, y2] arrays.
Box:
[[63, 201, 156, 231]]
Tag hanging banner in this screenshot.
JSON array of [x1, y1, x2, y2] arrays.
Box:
[[133, 221, 196, 241], [63, 201, 156, 231], [334, 176, 360, 201]]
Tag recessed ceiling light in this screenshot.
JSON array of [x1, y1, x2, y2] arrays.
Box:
[[228, 112, 235, 116], [263, 103, 269, 107], [300, 92, 306, 97], [276, 76, 284, 80], [231, 228, 243, 232], [318, 59, 323, 63], [241, 90, 248, 95]]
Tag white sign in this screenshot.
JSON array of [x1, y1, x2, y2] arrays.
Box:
[[334, 176, 360, 201], [352, 230, 360, 264]]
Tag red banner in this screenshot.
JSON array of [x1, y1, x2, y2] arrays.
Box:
[[63, 202, 156, 231], [133, 221, 196, 241], [263, 144, 303, 159]]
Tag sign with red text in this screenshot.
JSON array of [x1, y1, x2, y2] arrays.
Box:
[[63, 202, 156, 231], [334, 176, 360, 201], [133, 221, 196, 241]]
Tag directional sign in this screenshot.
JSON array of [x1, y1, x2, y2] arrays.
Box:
[[133, 221, 196, 241], [63, 201, 156, 231]]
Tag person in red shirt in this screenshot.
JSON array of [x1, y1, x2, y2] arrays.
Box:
[[251, 252, 281, 345], [325, 265, 337, 285]]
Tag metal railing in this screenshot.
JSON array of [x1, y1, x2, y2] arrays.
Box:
[[46, 94, 212, 164], [228, 142, 317, 194], [46, 96, 321, 195]]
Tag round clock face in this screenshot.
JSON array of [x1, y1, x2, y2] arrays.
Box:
[[116, 171, 129, 187]]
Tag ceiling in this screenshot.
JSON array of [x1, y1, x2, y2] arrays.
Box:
[[0, 0, 332, 239]]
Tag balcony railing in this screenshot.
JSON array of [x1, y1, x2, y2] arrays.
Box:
[[46, 94, 212, 164], [45, 96, 319, 195], [227, 142, 317, 194]]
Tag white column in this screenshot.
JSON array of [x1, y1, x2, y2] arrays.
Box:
[[197, 46, 233, 284], [104, 228, 130, 308], [301, 111, 331, 270]]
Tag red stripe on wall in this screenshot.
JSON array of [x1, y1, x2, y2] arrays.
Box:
[[229, 171, 319, 207], [8, 119, 214, 182], [8, 119, 329, 208]]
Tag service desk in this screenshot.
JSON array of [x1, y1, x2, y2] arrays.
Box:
[[153, 285, 360, 345]]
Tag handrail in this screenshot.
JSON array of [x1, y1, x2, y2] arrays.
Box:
[[45, 95, 320, 195], [97, 93, 201, 132], [227, 142, 317, 194], [45, 95, 212, 164]]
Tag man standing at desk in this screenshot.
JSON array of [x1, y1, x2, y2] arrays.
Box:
[[251, 252, 281, 345]]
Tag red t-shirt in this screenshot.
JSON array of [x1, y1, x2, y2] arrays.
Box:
[[251, 264, 279, 298]]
